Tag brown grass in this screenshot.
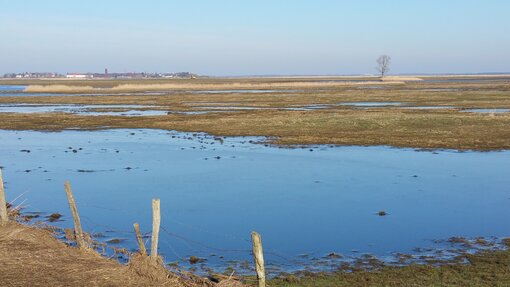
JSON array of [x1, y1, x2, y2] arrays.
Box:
[[23, 85, 97, 93], [0, 222, 188, 286], [23, 81, 407, 93], [0, 108, 509, 150], [1, 77, 510, 150]]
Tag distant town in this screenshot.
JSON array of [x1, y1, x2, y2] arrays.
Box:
[[2, 70, 198, 79]]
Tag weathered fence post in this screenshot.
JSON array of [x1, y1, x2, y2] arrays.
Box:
[[133, 222, 147, 256], [64, 181, 87, 249], [150, 198, 161, 261], [251, 231, 266, 287], [0, 170, 8, 225]]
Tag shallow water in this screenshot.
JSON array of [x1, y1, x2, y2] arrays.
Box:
[[0, 85, 26, 92], [0, 104, 168, 116], [461, 108, 510, 114], [0, 129, 509, 274], [401, 106, 455, 110], [0, 85, 56, 97]]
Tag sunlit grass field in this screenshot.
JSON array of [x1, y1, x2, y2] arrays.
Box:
[[1, 76, 509, 150]]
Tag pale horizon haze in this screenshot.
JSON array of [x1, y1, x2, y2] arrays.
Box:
[[1, 0, 509, 76]]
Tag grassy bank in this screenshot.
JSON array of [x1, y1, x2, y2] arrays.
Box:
[[0, 222, 186, 286]]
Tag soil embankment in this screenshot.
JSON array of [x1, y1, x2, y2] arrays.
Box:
[[0, 222, 194, 287]]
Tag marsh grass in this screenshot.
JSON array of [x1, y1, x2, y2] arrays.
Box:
[[1, 77, 510, 150], [265, 239, 510, 286]]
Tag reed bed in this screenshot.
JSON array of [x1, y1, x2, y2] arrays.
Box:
[[23, 80, 408, 93]]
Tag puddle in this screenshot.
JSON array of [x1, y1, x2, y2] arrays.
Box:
[[460, 108, 510, 114], [0, 103, 334, 115], [401, 106, 455, 110], [168, 111, 231, 115], [1, 129, 509, 274], [0, 104, 167, 116], [0, 85, 26, 92], [84, 110, 168, 116], [0, 104, 72, 113], [339, 102, 403, 107]]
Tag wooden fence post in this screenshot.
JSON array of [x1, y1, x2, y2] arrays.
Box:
[[251, 231, 266, 287], [133, 222, 147, 256], [0, 170, 8, 225], [64, 181, 87, 249], [150, 198, 161, 261]]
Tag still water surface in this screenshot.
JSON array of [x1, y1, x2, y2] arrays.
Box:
[[0, 129, 509, 273]]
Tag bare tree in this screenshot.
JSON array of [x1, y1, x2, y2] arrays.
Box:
[[376, 55, 391, 79]]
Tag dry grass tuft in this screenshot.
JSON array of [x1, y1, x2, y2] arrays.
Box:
[[128, 253, 182, 284], [24, 85, 96, 93], [382, 76, 423, 81], [216, 279, 245, 287], [0, 222, 206, 286]]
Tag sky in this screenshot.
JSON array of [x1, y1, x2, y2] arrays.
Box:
[[1, 0, 509, 76]]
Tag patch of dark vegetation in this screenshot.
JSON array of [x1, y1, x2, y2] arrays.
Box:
[[21, 214, 40, 222], [189, 256, 206, 264], [76, 169, 96, 173], [448, 236, 469, 244], [325, 252, 342, 259], [377, 210, 387, 216], [45, 213, 62, 222], [106, 238, 126, 244]]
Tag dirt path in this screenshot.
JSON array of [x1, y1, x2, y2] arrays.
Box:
[[0, 222, 185, 287]]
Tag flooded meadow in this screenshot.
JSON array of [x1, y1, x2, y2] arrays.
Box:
[[1, 128, 509, 274]]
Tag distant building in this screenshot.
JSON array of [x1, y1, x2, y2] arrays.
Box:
[[66, 73, 93, 79], [2, 72, 60, 78], [2, 71, 199, 79]]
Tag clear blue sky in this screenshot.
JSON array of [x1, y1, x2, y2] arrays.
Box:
[[1, 0, 509, 75]]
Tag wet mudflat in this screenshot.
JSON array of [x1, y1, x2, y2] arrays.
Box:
[[1, 129, 509, 274]]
